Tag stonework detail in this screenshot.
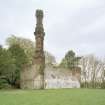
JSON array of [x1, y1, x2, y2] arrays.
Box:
[[33, 9, 45, 89], [20, 9, 45, 89], [20, 9, 81, 89], [21, 64, 81, 89], [44, 65, 81, 88]]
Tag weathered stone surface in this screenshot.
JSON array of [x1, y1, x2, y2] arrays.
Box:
[[20, 9, 81, 89], [20, 64, 81, 89], [44, 65, 81, 89], [20, 9, 45, 89], [33, 9, 45, 89]]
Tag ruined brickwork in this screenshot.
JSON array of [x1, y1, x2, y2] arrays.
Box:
[[20, 9, 45, 89], [33, 9, 45, 89], [21, 64, 81, 89], [20, 9, 81, 89], [44, 65, 81, 88]]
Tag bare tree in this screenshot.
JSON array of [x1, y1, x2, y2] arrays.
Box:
[[100, 60, 105, 88], [80, 55, 103, 88]]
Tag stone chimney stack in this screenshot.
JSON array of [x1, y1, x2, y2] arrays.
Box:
[[33, 9, 45, 89]]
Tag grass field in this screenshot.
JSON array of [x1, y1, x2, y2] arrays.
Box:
[[0, 89, 105, 105]]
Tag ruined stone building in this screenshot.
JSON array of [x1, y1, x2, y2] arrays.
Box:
[[20, 9, 81, 89], [21, 9, 45, 89]]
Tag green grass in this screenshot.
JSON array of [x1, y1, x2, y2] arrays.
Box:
[[0, 89, 105, 105]]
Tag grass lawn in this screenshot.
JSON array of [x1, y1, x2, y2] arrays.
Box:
[[0, 89, 105, 105]]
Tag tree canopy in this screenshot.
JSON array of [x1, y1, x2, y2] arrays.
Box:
[[6, 35, 35, 64], [1, 35, 56, 88], [0, 44, 28, 88], [6, 35, 56, 65], [60, 50, 81, 69]]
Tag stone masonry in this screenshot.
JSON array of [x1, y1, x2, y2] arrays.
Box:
[[20, 9, 81, 89], [33, 9, 45, 89], [20, 9, 45, 89]]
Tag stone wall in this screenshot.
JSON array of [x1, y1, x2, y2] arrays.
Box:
[[20, 9, 81, 89], [20, 64, 81, 89], [20, 65, 36, 89], [44, 64, 81, 89]]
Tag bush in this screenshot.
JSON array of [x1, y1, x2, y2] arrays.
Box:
[[0, 79, 11, 89], [101, 81, 105, 89]]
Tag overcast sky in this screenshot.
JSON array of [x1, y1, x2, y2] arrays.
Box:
[[0, 0, 105, 62]]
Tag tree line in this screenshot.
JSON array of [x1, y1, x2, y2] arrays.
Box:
[[80, 55, 105, 88], [0, 35, 56, 89], [0, 35, 105, 89]]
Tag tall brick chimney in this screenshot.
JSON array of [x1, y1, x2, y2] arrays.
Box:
[[33, 9, 45, 89]]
